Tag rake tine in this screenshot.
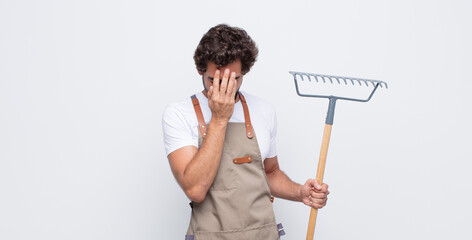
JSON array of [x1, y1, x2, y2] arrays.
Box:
[[342, 78, 347, 85], [328, 77, 334, 84], [349, 78, 355, 85]]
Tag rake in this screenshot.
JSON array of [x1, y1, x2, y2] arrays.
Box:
[[289, 71, 388, 240]]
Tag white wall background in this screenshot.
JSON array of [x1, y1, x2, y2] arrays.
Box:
[[1, 0, 471, 239]]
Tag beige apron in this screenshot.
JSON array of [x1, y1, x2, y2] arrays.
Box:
[[185, 93, 285, 240]]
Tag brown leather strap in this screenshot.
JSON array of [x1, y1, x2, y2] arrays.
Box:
[[191, 95, 207, 138], [233, 156, 253, 164], [239, 94, 254, 139]]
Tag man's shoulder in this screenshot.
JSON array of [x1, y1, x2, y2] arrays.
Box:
[[162, 94, 197, 122]]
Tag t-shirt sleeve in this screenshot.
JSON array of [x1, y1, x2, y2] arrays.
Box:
[[162, 103, 197, 156], [266, 107, 278, 158]]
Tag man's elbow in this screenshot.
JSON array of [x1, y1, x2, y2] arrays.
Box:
[[265, 166, 280, 178], [185, 187, 207, 203]]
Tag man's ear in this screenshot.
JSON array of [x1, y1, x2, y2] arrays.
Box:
[[197, 69, 203, 76]]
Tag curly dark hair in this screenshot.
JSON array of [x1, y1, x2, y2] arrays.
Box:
[[194, 24, 258, 75]]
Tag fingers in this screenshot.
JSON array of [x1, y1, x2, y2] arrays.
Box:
[[305, 179, 317, 189], [304, 195, 328, 209], [307, 192, 328, 209], [314, 180, 322, 191], [231, 75, 238, 99], [213, 68, 236, 101], [213, 68, 236, 98], [308, 196, 327, 205], [322, 183, 329, 192], [220, 69, 229, 93], [310, 191, 326, 199], [220, 69, 236, 98], [226, 72, 236, 99], [305, 179, 323, 191], [212, 69, 221, 96], [207, 86, 213, 98], [312, 180, 328, 193]]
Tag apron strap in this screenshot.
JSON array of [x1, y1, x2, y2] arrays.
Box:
[[191, 95, 207, 138], [190, 93, 254, 139], [239, 94, 254, 139]]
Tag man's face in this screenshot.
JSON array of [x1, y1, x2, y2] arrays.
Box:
[[199, 60, 243, 98]]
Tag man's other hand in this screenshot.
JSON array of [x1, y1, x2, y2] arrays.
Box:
[[300, 179, 329, 209]]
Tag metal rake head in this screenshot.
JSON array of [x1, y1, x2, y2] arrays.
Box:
[[289, 71, 388, 102]]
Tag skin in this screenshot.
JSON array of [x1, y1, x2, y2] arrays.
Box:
[[168, 60, 329, 208]]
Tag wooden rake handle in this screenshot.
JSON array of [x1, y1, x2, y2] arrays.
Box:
[[306, 123, 333, 240]]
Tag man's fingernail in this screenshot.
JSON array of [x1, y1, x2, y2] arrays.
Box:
[[225, 69, 229, 74], [216, 70, 220, 75]]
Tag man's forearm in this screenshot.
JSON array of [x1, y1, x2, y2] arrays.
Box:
[[266, 168, 303, 202], [181, 119, 227, 202]]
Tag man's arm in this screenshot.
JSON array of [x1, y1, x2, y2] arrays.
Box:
[[167, 69, 237, 203], [264, 156, 329, 209]]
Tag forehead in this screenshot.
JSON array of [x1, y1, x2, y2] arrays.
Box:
[[206, 60, 242, 74]]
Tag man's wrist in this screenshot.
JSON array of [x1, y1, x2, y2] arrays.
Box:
[[297, 183, 304, 202], [209, 118, 229, 128]]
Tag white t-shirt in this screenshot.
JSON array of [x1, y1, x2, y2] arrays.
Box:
[[162, 91, 277, 160]]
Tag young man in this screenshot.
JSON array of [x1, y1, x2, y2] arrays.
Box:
[[162, 24, 329, 240]]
